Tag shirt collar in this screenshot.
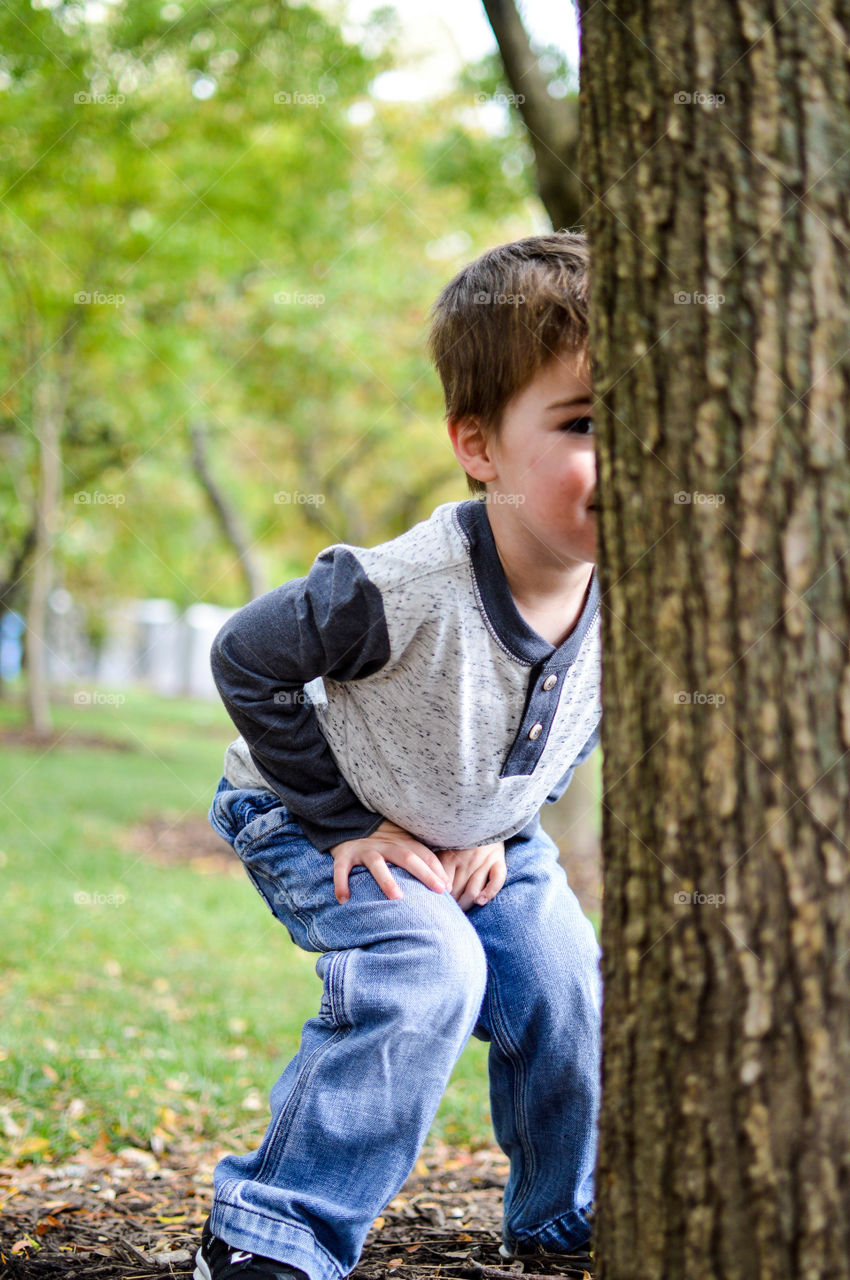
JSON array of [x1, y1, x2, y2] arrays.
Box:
[[454, 497, 600, 668]]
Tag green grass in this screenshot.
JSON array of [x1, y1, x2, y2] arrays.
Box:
[[0, 683, 491, 1165]]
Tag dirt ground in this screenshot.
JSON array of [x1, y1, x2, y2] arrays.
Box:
[[0, 1136, 594, 1278]]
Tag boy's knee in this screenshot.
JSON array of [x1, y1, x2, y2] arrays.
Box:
[[365, 912, 488, 1031], [429, 916, 489, 1011]]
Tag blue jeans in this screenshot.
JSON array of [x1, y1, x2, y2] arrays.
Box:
[[207, 777, 601, 1280]]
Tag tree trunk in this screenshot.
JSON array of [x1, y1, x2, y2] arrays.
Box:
[[578, 2, 850, 1276], [480, 0, 583, 229], [0, 514, 38, 698], [189, 421, 267, 601], [26, 374, 61, 736]]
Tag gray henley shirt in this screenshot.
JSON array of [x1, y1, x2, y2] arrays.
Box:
[[210, 497, 602, 853]]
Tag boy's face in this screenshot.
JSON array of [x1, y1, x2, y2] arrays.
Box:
[[486, 348, 596, 567]]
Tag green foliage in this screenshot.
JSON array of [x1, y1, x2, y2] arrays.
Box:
[[0, 0, 544, 616]]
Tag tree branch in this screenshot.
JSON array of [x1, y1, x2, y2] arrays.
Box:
[[480, 0, 584, 229], [189, 421, 267, 601]]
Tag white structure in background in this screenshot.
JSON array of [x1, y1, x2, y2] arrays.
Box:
[[43, 591, 237, 701], [181, 603, 235, 700]]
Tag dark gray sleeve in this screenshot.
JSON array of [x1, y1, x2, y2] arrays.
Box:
[[209, 546, 392, 852], [543, 720, 601, 806]]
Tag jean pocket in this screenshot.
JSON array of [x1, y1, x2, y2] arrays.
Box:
[[208, 779, 288, 848]]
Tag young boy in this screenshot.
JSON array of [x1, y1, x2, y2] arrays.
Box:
[[195, 231, 602, 1280]]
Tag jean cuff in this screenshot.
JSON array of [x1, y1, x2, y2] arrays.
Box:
[[503, 1200, 594, 1254], [211, 1199, 342, 1280]]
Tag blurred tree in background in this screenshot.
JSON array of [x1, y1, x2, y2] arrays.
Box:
[[0, 0, 551, 684]]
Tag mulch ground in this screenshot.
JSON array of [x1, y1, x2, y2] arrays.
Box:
[[0, 1137, 593, 1278]]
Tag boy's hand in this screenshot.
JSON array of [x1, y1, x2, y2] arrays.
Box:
[[436, 842, 506, 912], [329, 820, 450, 904]]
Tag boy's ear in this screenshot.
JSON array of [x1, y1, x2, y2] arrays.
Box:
[[447, 415, 499, 484]]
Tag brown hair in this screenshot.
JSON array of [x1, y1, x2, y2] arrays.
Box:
[[428, 231, 589, 494]]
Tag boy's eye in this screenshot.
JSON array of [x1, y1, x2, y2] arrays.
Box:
[[562, 416, 594, 434]]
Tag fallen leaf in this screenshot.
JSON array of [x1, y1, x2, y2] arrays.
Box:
[[13, 1136, 50, 1157], [11, 1237, 37, 1254]]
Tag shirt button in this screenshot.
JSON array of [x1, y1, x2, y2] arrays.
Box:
[[528, 723, 543, 741], [542, 674, 558, 691]]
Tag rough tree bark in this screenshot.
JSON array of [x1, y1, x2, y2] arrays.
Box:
[[578, 2, 850, 1277]]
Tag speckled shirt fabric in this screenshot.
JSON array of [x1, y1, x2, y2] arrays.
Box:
[[211, 498, 602, 853]]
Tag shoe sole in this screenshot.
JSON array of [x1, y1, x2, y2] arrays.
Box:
[[193, 1245, 212, 1280]]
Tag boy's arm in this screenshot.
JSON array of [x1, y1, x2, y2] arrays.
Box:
[[210, 546, 391, 852], [543, 721, 600, 806]]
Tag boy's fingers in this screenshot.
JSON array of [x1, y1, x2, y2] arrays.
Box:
[[397, 848, 448, 893], [462, 859, 507, 911], [333, 859, 351, 904], [423, 848, 452, 885], [434, 855, 458, 895], [448, 864, 466, 902], [377, 834, 448, 886], [365, 853, 404, 900], [488, 859, 507, 897], [407, 843, 450, 886], [458, 865, 490, 911]]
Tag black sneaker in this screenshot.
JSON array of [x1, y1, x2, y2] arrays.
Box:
[[499, 1233, 594, 1273], [193, 1216, 310, 1280]]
